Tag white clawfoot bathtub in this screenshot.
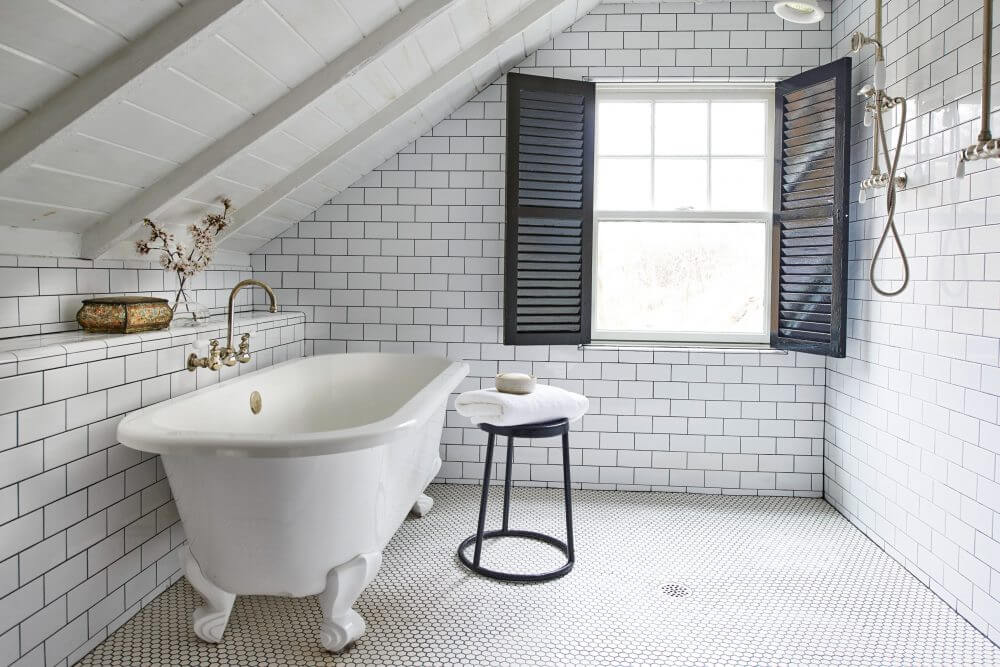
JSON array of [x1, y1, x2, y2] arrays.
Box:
[[117, 353, 468, 652]]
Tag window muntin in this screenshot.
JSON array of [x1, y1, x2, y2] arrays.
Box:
[[593, 85, 774, 344]]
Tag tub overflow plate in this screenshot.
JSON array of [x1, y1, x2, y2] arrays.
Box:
[[250, 390, 262, 415]]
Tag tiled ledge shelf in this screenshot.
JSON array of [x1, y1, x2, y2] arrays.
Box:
[[0, 311, 306, 377]]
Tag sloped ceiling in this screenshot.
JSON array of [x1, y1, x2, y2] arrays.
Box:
[[0, 0, 600, 263]]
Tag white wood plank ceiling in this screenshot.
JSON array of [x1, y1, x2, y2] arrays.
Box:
[[0, 0, 599, 261]]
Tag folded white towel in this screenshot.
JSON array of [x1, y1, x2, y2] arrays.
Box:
[[455, 384, 589, 427]]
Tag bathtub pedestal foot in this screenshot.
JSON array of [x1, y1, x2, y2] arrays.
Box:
[[180, 545, 235, 643], [410, 493, 434, 517], [319, 552, 382, 653]]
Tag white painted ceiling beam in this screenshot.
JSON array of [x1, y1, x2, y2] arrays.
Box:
[[0, 0, 246, 177], [81, 0, 458, 259], [219, 0, 572, 242], [0, 226, 82, 258]]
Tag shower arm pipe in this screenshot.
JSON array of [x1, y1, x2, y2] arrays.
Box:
[[957, 0, 999, 175]]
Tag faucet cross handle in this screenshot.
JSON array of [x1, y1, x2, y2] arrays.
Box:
[[208, 339, 222, 371], [237, 333, 252, 364]]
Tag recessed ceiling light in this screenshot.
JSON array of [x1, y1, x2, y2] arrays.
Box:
[[773, 0, 825, 24]]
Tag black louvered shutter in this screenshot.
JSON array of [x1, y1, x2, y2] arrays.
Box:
[[771, 58, 851, 358], [503, 73, 595, 346]]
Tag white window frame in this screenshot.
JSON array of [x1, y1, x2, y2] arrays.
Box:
[[592, 83, 776, 346]]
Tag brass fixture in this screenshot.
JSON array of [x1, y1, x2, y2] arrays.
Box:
[[187, 279, 278, 371], [850, 31, 883, 62], [851, 1, 910, 297], [956, 0, 997, 176], [250, 390, 262, 415], [861, 172, 906, 193], [188, 339, 222, 371]]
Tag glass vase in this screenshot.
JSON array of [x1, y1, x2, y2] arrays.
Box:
[[171, 289, 210, 328]]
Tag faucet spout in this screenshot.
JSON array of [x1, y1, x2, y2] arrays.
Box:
[[187, 279, 277, 372], [224, 279, 278, 361]]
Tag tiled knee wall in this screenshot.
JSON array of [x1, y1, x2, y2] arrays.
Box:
[[0, 314, 304, 666], [251, 2, 830, 496], [825, 0, 1000, 644]]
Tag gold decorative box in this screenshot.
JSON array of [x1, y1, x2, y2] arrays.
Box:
[[76, 296, 173, 334]]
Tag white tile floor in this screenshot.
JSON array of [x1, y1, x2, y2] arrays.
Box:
[[80, 484, 1000, 666]]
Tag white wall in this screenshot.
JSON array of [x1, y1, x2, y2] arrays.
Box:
[[0, 314, 305, 666], [0, 255, 254, 340], [252, 1, 833, 496], [824, 0, 1000, 644]]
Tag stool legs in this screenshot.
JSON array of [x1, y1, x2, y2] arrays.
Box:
[[472, 431, 496, 567], [501, 435, 514, 532], [458, 418, 575, 582], [561, 430, 575, 561]]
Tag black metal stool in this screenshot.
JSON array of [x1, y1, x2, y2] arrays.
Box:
[[457, 418, 574, 582]]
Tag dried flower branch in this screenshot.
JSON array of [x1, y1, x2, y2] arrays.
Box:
[[136, 198, 234, 318]]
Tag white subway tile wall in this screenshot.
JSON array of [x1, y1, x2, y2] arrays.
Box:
[[0, 314, 304, 666], [0, 256, 254, 340], [825, 0, 1000, 645], [250, 1, 832, 498], [3, 0, 998, 661]]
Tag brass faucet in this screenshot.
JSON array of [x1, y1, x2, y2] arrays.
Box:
[[187, 279, 278, 371], [188, 339, 222, 371]]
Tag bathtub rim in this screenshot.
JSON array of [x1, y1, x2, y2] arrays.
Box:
[[117, 353, 469, 459]]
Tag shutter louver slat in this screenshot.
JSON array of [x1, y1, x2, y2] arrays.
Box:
[[770, 58, 851, 358], [784, 79, 836, 101], [784, 128, 837, 148], [785, 117, 836, 137], [785, 110, 836, 130], [505, 73, 595, 345]]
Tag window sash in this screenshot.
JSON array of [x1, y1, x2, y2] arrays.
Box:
[[595, 84, 774, 219], [592, 84, 774, 345], [591, 216, 772, 344]]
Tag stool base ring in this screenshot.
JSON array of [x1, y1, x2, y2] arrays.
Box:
[[457, 529, 574, 582]]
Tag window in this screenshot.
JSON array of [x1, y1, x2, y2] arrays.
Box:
[[503, 62, 851, 356], [592, 86, 774, 344]]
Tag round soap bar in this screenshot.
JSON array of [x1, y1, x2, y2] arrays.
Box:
[[495, 372, 536, 395]]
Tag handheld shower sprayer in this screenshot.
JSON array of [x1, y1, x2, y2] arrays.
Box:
[[850, 21, 910, 297]]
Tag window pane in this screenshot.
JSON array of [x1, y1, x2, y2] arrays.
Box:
[[711, 102, 766, 155], [598, 102, 651, 155], [654, 159, 707, 210], [597, 158, 651, 209], [655, 102, 708, 155], [711, 158, 766, 210], [594, 221, 767, 335]]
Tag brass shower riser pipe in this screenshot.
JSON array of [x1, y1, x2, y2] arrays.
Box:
[[960, 139, 1000, 161], [956, 0, 996, 176]]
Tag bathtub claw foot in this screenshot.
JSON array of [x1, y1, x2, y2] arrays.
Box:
[[410, 493, 434, 517], [318, 552, 382, 653], [181, 545, 235, 643]]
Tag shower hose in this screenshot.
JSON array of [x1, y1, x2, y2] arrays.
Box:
[[868, 93, 909, 297]]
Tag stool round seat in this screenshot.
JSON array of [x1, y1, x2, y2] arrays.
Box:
[[457, 418, 575, 583]]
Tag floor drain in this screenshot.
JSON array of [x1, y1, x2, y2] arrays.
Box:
[[661, 583, 690, 597]]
